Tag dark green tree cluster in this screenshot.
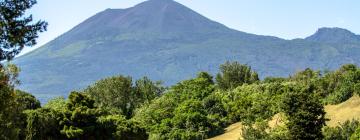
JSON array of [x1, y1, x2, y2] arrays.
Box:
[[0, 0, 46, 138], [133, 72, 226, 139], [0, 64, 31, 139], [319, 64, 360, 104], [281, 90, 326, 140], [24, 91, 148, 140], [0, 67, 152, 139], [84, 76, 164, 118], [216, 61, 259, 90]]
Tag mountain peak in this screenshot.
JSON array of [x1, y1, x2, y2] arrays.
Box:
[[147, 0, 174, 3], [306, 27, 360, 44], [63, 0, 228, 42], [316, 27, 355, 36], [136, 0, 177, 7]]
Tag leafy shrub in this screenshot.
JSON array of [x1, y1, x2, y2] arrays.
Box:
[[323, 120, 359, 140]]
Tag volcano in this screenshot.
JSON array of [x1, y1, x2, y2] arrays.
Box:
[[14, 0, 360, 102]]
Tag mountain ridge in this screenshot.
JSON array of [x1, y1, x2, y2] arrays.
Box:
[[14, 0, 360, 103], [306, 27, 360, 44]]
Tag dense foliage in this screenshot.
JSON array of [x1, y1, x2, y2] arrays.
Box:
[[2, 61, 360, 139], [216, 61, 259, 90], [323, 120, 359, 140], [84, 76, 164, 118], [0, 0, 47, 60], [281, 90, 326, 139]]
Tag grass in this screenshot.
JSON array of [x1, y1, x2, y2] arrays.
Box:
[[325, 95, 360, 127], [208, 122, 242, 140], [207, 95, 360, 140]]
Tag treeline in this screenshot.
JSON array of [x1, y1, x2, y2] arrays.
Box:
[[2, 62, 360, 139]]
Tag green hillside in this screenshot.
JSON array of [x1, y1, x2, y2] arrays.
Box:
[[14, 0, 360, 102]]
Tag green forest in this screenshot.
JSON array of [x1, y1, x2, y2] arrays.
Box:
[[2, 61, 360, 140], [2, 0, 360, 140]]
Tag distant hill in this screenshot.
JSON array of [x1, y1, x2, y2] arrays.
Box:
[[14, 0, 360, 102], [306, 27, 360, 44]]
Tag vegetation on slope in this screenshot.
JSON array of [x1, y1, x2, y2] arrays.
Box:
[[2, 61, 360, 139]]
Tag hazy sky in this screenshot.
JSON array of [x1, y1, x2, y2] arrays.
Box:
[[22, 0, 360, 54]]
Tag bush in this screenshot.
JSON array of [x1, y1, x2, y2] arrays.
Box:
[[323, 120, 359, 140]]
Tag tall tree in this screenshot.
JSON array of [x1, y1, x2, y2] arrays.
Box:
[[0, 64, 21, 139], [85, 75, 163, 118], [134, 76, 164, 104], [25, 108, 64, 140], [281, 89, 326, 140], [0, 0, 47, 61], [216, 61, 259, 90], [84, 75, 134, 117], [60, 92, 104, 139], [15, 90, 40, 111], [0, 0, 46, 137]]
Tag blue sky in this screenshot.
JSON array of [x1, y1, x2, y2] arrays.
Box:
[[23, 0, 360, 54]]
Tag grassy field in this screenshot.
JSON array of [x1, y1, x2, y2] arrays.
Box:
[[208, 123, 243, 140], [208, 95, 360, 140], [325, 95, 360, 127]]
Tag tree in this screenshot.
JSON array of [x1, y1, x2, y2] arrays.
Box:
[[43, 96, 66, 111], [133, 93, 179, 137], [281, 89, 326, 140], [320, 64, 360, 104], [216, 61, 259, 90], [290, 68, 320, 83], [0, 0, 47, 137], [59, 91, 104, 139], [0, 0, 47, 61], [221, 83, 277, 123], [197, 71, 214, 85], [134, 76, 164, 104], [84, 75, 134, 118], [25, 108, 64, 140], [13, 90, 41, 139], [134, 73, 224, 140], [0, 64, 21, 139], [84, 75, 163, 118], [97, 115, 148, 140], [173, 72, 216, 100], [15, 90, 40, 110]]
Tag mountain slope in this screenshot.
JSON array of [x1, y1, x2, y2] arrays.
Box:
[[14, 0, 360, 102]]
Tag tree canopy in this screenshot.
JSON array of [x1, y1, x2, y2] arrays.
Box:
[[216, 61, 259, 90], [0, 0, 47, 61]]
